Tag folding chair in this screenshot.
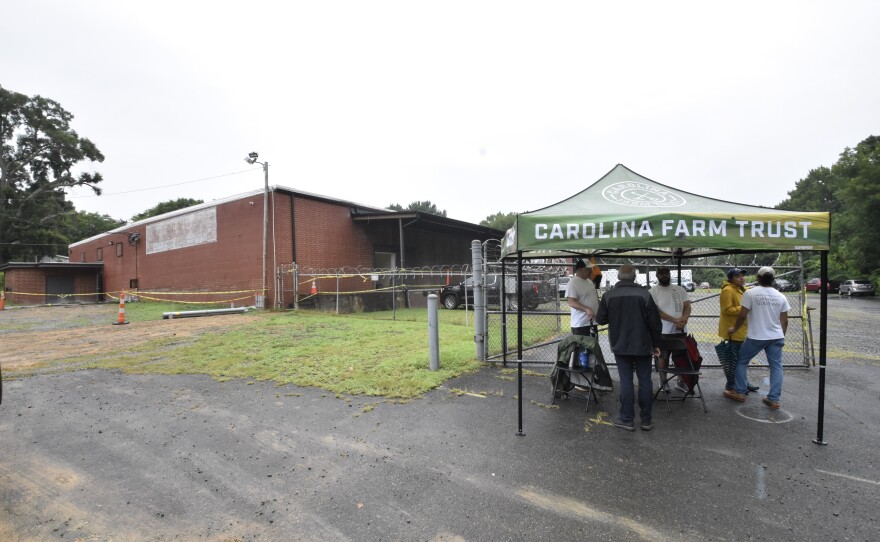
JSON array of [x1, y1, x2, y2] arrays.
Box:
[[652, 335, 708, 413], [549, 334, 602, 412], [549, 352, 598, 411]]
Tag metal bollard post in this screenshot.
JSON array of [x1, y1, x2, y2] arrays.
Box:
[[428, 293, 440, 371]]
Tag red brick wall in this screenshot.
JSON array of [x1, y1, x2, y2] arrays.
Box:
[[293, 195, 373, 296], [68, 192, 377, 307], [4, 268, 43, 305], [3, 268, 100, 305]]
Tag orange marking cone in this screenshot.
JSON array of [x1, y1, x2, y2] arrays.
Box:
[[113, 290, 128, 325], [310, 280, 317, 295], [0, 290, 5, 311]]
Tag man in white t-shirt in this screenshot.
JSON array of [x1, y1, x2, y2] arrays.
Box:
[[565, 259, 599, 336], [649, 267, 692, 393], [725, 266, 790, 409]]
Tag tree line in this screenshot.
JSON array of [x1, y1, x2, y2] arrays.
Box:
[[2, 84, 877, 287]]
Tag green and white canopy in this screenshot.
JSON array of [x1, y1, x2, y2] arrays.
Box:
[[501, 164, 830, 259]]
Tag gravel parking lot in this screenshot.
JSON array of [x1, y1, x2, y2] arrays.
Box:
[[1, 296, 879, 541]]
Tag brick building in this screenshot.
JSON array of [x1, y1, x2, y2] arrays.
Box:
[[0, 261, 103, 305], [51, 186, 501, 309]]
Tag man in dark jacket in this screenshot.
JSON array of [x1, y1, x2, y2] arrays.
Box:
[[595, 264, 662, 431]]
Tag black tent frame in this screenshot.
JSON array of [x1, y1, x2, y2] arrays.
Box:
[[504, 249, 830, 445]]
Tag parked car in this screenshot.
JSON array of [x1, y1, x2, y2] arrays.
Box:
[[698, 282, 711, 290], [839, 279, 875, 297], [557, 275, 571, 298], [772, 278, 799, 292], [805, 278, 839, 293], [681, 280, 696, 292], [439, 274, 555, 310]]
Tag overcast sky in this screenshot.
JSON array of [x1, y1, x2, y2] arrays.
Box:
[[6, 1, 879, 225]]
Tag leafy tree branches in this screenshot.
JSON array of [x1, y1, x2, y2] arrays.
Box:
[[479, 211, 517, 231], [1, 85, 104, 262], [387, 200, 447, 217], [131, 198, 204, 222]]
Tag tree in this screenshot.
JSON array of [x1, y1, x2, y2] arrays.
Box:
[[64, 211, 125, 243], [776, 135, 880, 283], [0, 85, 104, 263], [830, 136, 880, 279], [480, 211, 517, 231], [387, 200, 447, 217], [131, 198, 204, 222]]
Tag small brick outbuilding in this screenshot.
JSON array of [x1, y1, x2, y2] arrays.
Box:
[[0, 262, 104, 305]]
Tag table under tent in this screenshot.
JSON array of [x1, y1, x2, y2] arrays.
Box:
[[499, 164, 832, 444]]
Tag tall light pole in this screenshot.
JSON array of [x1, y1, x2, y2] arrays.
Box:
[[245, 151, 269, 308]]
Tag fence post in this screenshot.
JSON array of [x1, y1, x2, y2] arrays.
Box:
[[293, 263, 299, 310], [428, 293, 440, 370], [471, 241, 486, 361]]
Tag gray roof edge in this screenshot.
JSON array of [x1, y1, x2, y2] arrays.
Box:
[[69, 186, 393, 248]]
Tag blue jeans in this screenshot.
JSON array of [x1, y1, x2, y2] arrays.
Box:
[[735, 338, 784, 401], [615, 354, 653, 425]]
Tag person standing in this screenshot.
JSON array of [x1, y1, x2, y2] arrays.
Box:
[[717, 268, 759, 394], [596, 264, 662, 431], [725, 266, 790, 409], [565, 259, 599, 336], [649, 267, 692, 393]]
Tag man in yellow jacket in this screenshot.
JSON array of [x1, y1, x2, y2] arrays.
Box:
[[718, 268, 759, 393]]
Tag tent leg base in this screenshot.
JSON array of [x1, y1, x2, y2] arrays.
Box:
[[812, 438, 828, 446]]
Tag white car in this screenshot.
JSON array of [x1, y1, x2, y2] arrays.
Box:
[[839, 279, 875, 297]]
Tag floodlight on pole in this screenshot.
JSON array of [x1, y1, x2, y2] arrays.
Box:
[[245, 151, 269, 307]]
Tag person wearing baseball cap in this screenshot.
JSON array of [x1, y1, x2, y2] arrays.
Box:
[[565, 259, 599, 336], [718, 268, 759, 394], [725, 266, 790, 409]]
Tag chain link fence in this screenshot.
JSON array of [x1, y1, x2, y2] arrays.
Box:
[[484, 257, 814, 369]]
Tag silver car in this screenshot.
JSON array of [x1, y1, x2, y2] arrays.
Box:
[[839, 279, 875, 297]]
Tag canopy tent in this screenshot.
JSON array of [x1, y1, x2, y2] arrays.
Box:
[[501, 164, 832, 443], [502, 164, 829, 258]]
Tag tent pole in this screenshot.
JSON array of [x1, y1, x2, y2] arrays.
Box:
[[501, 260, 508, 367], [516, 251, 525, 437], [813, 251, 828, 445]]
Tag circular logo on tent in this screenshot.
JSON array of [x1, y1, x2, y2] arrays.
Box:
[[602, 182, 686, 207]]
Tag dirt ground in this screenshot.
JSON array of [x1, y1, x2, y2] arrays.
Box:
[[0, 304, 263, 370]]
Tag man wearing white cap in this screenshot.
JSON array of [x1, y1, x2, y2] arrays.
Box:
[[725, 266, 790, 409]]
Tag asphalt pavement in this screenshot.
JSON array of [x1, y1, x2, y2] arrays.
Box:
[[1, 298, 879, 541]]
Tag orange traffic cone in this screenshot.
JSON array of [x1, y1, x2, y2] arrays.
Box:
[[0, 290, 5, 311], [310, 280, 317, 295], [113, 290, 128, 325]]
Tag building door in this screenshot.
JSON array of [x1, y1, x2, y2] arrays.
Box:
[[46, 275, 75, 305]]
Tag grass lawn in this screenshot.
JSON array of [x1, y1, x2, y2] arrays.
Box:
[[20, 304, 485, 398]]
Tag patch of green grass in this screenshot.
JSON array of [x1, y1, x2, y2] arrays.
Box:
[[17, 308, 482, 398]]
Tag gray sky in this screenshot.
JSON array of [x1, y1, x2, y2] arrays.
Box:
[[6, 1, 879, 225]]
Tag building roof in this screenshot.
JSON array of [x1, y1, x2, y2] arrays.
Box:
[[0, 262, 104, 271], [69, 185, 500, 247]]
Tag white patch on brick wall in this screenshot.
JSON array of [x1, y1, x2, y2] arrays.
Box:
[[146, 208, 217, 254]]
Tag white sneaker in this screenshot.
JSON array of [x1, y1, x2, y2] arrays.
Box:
[[659, 383, 671, 393], [675, 382, 690, 394]]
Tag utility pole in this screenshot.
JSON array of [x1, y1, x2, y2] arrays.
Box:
[[246, 152, 269, 308]]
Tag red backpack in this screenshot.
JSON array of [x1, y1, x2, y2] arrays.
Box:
[[672, 334, 703, 391]]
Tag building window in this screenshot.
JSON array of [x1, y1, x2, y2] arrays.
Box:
[[96, 247, 103, 261], [129, 279, 139, 289], [116, 243, 123, 257]]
